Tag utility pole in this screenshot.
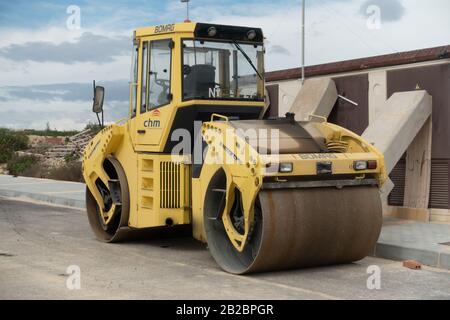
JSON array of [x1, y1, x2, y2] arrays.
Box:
[[301, 0, 306, 84], [181, 0, 191, 22]]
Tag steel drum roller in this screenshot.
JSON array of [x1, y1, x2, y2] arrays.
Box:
[[204, 186, 382, 274]]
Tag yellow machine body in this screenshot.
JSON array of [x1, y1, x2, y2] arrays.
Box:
[[83, 22, 387, 274], [193, 117, 387, 245]]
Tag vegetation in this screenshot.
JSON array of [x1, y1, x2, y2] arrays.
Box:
[[8, 156, 83, 182], [64, 151, 79, 163], [47, 161, 83, 183], [7, 155, 37, 176], [21, 122, 101, 137], [20, 129, 79, 137], [0, 127, 83, 182], [84, 122, 103, 135], [0, 129, 29, 163], [20, 163, 48, 179]]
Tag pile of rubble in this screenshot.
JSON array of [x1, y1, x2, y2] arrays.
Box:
[[44, 129, 94, 161]]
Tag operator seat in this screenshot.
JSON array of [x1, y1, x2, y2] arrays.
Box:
[[183, 64, 216, 99]]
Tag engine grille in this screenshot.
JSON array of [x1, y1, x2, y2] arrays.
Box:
[[160, 162, 181, 209]]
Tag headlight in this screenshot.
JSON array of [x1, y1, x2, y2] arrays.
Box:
[[279, 163, 293, 173], [207, 26, 217, 37], [353, 160, 377, 171], [247, 30, 257, 40], [354, 161, 368, 171]]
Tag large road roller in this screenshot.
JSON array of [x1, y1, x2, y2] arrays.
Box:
[[83, 22, 388, 274]]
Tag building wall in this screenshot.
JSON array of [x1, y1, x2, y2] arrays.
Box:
[[386, 63, 450, 212], [328, 74, 369, 135], [269, 59, 449, 119]]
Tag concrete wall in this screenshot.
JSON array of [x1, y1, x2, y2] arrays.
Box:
[[368, 71, 387, 124]]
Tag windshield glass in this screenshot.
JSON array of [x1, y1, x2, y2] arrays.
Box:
[[182, 40, 264, 101]]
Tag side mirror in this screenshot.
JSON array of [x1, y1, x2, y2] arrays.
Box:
[[93, 86, 105, 114]]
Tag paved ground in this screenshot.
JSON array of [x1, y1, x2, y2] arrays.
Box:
[[1, 197, 450, 300], [1, 175, 450, 270]]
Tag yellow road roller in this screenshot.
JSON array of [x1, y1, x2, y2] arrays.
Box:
[[83, 22, 388, 274]]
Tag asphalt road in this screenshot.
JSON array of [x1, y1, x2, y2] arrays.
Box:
[[1, 197, 449, 300]]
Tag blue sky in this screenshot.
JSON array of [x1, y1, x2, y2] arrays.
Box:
[[0, 0, 167, 28], [0, 0, 449, 130]]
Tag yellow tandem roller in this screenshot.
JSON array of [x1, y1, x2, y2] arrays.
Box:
[[82, 22, 387, 274]]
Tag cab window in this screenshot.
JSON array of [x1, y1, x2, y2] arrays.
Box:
[[140, 39, 172, 113], [182, 40, 264, 101], [140, 42, 149, 114], [131, 44, 139, 118], [147, 39, 172, 110]]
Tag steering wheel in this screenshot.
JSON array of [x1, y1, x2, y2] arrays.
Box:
[[155, 78, 170, 88], [183, 65, 191, 75]]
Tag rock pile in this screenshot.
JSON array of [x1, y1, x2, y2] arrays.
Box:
[[44, 130, 94, 161]]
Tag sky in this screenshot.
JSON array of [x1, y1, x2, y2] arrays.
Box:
[[0, 0, 449, 130]]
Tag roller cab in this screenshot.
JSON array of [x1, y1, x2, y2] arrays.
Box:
[[82, 21, 387, 274]]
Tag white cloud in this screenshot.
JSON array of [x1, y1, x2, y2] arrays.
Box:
[[359, 0, 406, 22], [0, 27, 83, 48], [0, 26, 132, 86], [0, 32, 130, 64], [0, 0, 449, 129], [0, 98, 128, 130], [0, 55, 131, 86], [190, 0, 449, 70], [1, 0, 448, 84]]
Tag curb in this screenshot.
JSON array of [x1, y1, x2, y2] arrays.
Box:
[[0, 189, 86, 209], [375, 242, 450, 271]]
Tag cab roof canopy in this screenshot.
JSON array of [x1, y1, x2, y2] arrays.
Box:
[[135, 22, 264, 43]]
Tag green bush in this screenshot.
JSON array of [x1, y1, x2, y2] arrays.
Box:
[[7, 155, 37, 176], [84, 122, 102, 135], [0, 149, 13, 164], [21, 163, 49, 179], [47, 161, 83, 182], [20, 129, 79, 137], [64, 152, 79, 163], [12, 159, 82, 182], [0, 129, 29, 163]]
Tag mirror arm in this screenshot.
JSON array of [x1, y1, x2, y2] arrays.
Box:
[[96, 113, 102, 128]]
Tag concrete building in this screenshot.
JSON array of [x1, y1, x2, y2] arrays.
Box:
[[265, 45, 450, 223]]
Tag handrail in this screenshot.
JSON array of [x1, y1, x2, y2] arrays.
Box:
[[308, 114, 327, 123], [115, 118, 128, 125], [211, 114, 229, 122]]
